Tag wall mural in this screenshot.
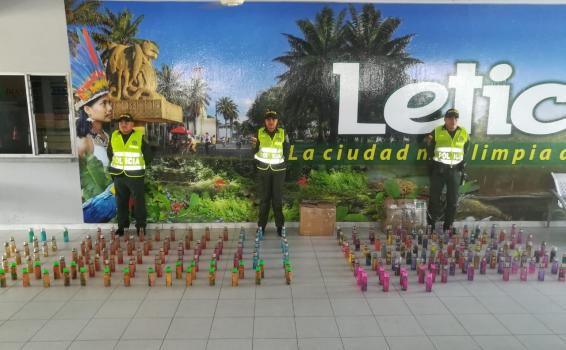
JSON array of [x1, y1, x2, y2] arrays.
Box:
[[65, 1, 566, 224]]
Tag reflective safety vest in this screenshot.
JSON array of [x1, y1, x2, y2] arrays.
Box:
[[433, 125, 468, 166], [109, 130, 146, 177], [255, 127, 286, 171]]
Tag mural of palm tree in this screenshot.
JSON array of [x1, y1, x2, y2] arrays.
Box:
[[345, 4, 421, 131], [275, 7, 347, 142], [216, 97, 239, 139], [185, 79, 211, 135], [156, 64, 186, 107], [96, 8, 145, 62], [64, 0, 104, 55]]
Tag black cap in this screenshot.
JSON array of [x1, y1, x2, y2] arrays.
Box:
[[118, 113, 134, 122], [445, 108, 459, 118], [265, 110, 278, 119]]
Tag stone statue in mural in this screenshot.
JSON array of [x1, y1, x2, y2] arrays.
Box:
[[106, 40, 163, 101], [104, 40, 182, 123]]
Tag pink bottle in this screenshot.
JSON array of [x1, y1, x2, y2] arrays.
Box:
[[559, 264, 565, 282], [400, 271, 408, 291], [377, 266, 385, 285], [520, 266, 528, 281], [382, 272, 389, 292], [399, 267, 407, 284], [441, 265, 448, 283], [430, 263, 437, 283], [418, 264, 425, 284], [503, 263, 510, 281], [528, 260, 536, 274], [480, 258, 487, 275], [361, 271, 368, 292], [467, 265, 474, 281], [425, 272, 433, 292], [511, 259, 518, 274]]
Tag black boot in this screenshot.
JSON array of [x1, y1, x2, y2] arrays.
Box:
[[277, 227, 283, 237]]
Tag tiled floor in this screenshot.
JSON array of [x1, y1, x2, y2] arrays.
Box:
[[0, 226, 566, 349]]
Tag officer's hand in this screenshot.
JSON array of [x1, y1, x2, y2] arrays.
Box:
[[460, 172, 468, 186], [250, 137, 257, 146]]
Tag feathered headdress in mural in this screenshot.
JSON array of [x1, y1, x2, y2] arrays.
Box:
[[71, 27, 109, 109]]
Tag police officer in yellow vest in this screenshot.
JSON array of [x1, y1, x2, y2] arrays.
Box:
[[253, 110, 289, 236], [425, 109, 469, 232], [107, 114, 153, 236]]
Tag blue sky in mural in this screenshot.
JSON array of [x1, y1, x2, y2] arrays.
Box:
[[104, 1, 566, 119]]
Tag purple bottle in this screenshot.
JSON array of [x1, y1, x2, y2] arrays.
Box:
[[449, 260, 456, 276], [467, 265, 474, 281], [425, 272, 433, 292], [517, 229, 523, 244], [542, 254, 549, 268], [411, 254, 417, 271], [382, 272, 389, 292], [538, 264, 545, 282], [551, 260, 559, 274]]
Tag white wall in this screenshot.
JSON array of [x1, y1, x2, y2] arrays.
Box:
[[0, 0, 83, 224]]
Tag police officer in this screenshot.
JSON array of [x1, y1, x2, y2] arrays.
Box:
[[107, 114, 153, 236], [425, 108, 469, 232], [253, 110, 289, 236]]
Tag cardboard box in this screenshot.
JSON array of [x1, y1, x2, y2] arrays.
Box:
[[299, 200, 336, 236], [383, 198, 427, 229]]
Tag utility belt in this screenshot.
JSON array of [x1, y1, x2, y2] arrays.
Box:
[[433, 161, 463, 172]]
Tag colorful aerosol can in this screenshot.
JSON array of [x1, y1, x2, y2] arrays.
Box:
[[382, 271, 389, 292], [441, 264, 448, 283], [425, 272, 433, 292]]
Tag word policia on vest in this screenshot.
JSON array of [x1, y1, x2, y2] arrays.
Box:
[[334, 62, 566, 135], [109, 131, 146, 177], [433, 126, 468, 166]]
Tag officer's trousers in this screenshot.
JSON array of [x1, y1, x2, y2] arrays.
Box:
[[428, 163, 461, 231], [257, 169, 285, 230]]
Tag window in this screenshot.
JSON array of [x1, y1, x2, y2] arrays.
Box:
[[0, 74, 73, 156], [30, 76, 71, 154], [0, 75, 32, 154]]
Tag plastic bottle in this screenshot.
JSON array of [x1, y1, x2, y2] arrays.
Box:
[[467, 265, 474, 281], [425, 272, 433, 292], [285, 264, 293, 285], [33, 261, 41, 280], [520, 266, 528, 281], [28, 228, 34, 243], [63, 228, 69, 243], [148, 267, 156, 287], [165, 266, 172, 287], [79, 267, 87, 286], [255, 266, 261, 285], [0, 269, 5, 288], [10, 262, 17, 280], [480, 257, 487, 275], [103, 267, 111, 287], [361, 271, 368, 292], [418, 264, 425, 284], [22, 267, 30, 287], [559, 264, 566, 282], [63, 267, 70, 286], [552, 259, 559, 274], [430, 263, 437, 283], [441, 265, 448, 283], [538, 264, 545, 281], [70, 261, 77, 279], [123, 267, 131, 287], [176, 261, 183, 280], [382, 271, 389, 292], [40, 228, 47, 242], [400, 270, 408, 290], [503, 263, 510, 281], [239, 260, 245, 279]]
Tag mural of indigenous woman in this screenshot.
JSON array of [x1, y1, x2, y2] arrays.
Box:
[[71, 27, 116, 223]]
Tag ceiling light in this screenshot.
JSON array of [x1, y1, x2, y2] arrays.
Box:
[[220, 0, 245, 6]]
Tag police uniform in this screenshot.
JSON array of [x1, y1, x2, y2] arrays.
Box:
[[426, 114, 469, 231], [254, 121, 288, 235], [107, 116, 152, 235]]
